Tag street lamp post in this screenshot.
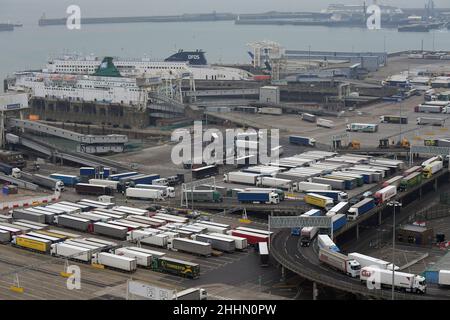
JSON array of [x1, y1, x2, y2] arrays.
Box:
[[387, 200, 402, 300]]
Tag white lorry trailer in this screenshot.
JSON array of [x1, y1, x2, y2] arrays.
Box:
[[318, 248, 361, 278], [92, 252, 137, 272], [223, 172, 260, 185], [360, 266, 426, 294], [125, 188, 164, 200], [348, 252, 399, 271]]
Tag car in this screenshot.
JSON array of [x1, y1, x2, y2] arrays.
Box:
[[362, 191, 373, 198]]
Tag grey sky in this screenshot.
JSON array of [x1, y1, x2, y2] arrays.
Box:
[[1, 0, 449, 21]]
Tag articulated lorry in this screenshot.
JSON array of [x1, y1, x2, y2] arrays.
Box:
[[288, 135, 316, 147], [237, 191, 280, 204], [347, 198, 375, 221], [173, 288, 208, 300], [318, 248, 361, 278], [223, 171, 260, 185], [360, 266, 426, 294]]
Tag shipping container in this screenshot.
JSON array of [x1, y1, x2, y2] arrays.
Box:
[[93, 222, 128, 239]]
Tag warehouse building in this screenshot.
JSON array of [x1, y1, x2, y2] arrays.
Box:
[[397, 224, 434, 245]]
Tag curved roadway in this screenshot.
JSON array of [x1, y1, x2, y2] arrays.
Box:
[[271, 229, 449, 300]]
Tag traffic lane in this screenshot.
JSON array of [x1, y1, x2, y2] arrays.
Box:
[[282, 230, 361, 289], [275, 230, 448, 299]]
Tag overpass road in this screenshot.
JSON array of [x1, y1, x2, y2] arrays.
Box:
[[271, 229, 450, 300]]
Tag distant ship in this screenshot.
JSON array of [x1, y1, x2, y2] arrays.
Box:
[[0, 23, 14, 32], [398, 24, 430, 32], [45, 50, 253, 81]]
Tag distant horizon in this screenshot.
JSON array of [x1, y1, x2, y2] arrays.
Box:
[[2, 0, 450, 22]]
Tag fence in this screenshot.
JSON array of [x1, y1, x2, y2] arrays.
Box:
[[0, 191, 61, 211]]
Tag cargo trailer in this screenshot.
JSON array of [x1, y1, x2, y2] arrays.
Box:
[[153, 257, 200, 279], [47, 229, 80, 238], [12, 209, 46, 224], [75, 183, 113, 196], [331, 214, 347, 232], [124, 174, 160, 186], [92, 252, 137, 272], [416, 117, 445, 126], [153, 213, 188, 223], [114, 247, 152, 267], [305, 190, 348, 203], [88, 179, 120, 191], [208, 233, 248, 250], [49, 174, 79, 186], [173, 288, 208, 300], [0, 225, 26, 236], [288, 135, 316, 147], [54, 215, 92, 232], [348, 252, 398, 271], [0, 229, 11, 243], [317, 118, 335, 128], [0, 222, 30, 233], [374, 185, 397, 204], [317, 234, 339, 252], [78, 199, 114, 209], [346, 123, 378, 132], [93, 222, 128, 239], [360, 267, 426, 294], [185, 190, 223, 202], [193, 223, 227, 234], [256, 176, 292, 190], [295, 181, 331, 192], [109, 172, 139, 181], [13, 234, 52, 253], [48, 204, 80, 214], [237, 191, 279, 204], [125, 188, 164, 200], [326, 202, 350, 217], [304, 193, 334, 209], [399, 172, 423, 191], [10, 221, 45, 231], [192, 165, 219, 180], [194, 234, 235, 253], [57, 201, 90, 212], [311, 177, 346, 190], [258, 242, 269, 267], [135, 184, 175, 198], [223, 171, 260, 185], [382, 175, 404, 188], [27, 231, 65, 243], [126, 247, 166, 261], [230, 230, 269, 245], [379, 115, 408, 124], [301, 113, 316, 122], [318, 248, 360, 278], [347, 198, 375, 221], [170, 238, 212, 257], [51, 243, 92, 262], [423, 161, 443, 178], [415, 104, 443, 113]]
